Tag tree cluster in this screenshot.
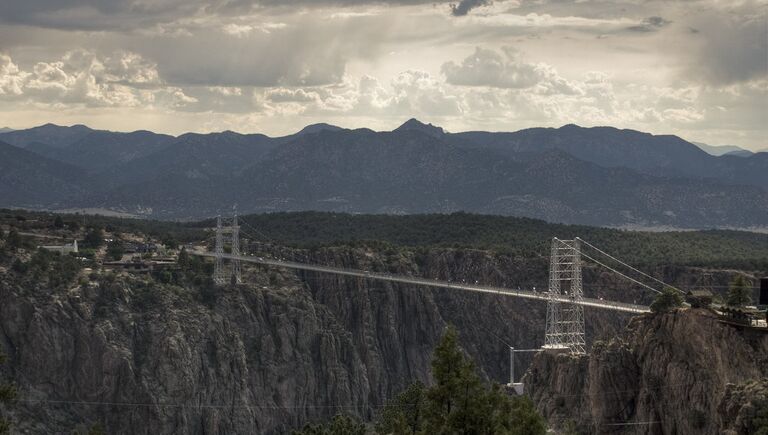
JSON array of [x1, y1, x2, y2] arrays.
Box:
[[0, 350, 17, 435], [650, 287, 684, 314], [726, 275, 752, 307], [294, 327, 546, 435]]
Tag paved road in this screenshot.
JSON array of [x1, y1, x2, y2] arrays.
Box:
[[194, 251, 651, 314]]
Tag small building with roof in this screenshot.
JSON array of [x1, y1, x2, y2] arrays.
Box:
[[39, 240, 78, 255], [686, 289, 713, 308]]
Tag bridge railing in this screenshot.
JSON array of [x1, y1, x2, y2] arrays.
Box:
[[196, 251, 650, 314]]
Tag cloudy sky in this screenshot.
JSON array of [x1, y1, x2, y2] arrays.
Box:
[[0, 0, 766, 149]]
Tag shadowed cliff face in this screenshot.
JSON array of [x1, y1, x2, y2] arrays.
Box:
[[523, 309, 768, 434], [0, 246, 635, 434]]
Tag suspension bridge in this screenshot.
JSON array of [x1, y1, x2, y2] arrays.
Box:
[[191, 213, 680, 356]]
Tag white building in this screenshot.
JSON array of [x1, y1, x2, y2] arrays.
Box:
[[40, 240, 78, 255]]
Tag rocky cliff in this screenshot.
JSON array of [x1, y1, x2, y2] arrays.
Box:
[[523, 309, 768, 434], [0, 246, 631, 434], [1, 244, 760, 434]]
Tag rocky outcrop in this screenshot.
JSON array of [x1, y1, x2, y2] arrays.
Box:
[[719, 379, 768, 434], [524, 309, 768, 434]]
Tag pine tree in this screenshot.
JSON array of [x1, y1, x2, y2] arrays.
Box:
[[5, 229, 21, 252], [178, 247, 190, 270], [375, 326, 546, 435], [727, 275, 752, 307], [83, 228, 104, 249], [292, 414, 366, 435], [650, 287, 684, 314], [0, 350, 17, 435], [375, 382, 426, 434]]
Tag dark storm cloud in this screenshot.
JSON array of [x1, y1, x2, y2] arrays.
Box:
[[0, 0, 199, 30], [627, 16, 671, 32], [450, 0, 490, 17], [0, 0, 452, 30], [686, 10, 768, 85]]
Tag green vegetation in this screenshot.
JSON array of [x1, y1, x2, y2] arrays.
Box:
[[5, 229, 22, 252], [293, 327, 546, 434], [726, 276, 753, 307], [650, 287, 685, 314], [224, 212, 768, 270], [3, 209, 767, 271], [754, 397, 768, 435], [87, 424, 106, 435], [7, 248, 83, 290], [375, 382, 426, 434], [82, 227, 104, 249], [374, 327, 545, 435], [0, 350, 17, 435], [106, 240, 125, 261], [292, 415, 366, 435]]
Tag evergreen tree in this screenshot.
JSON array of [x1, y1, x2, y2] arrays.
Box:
[[292, 415, 366, 435], [178, 247, 190, 270], [53, 215, 64, 229], [509, 395, 546, 435], [5, 229, 21, 251], [83, 228, 104, 249], [423, 326, 488, 433], [650, 287, 684, 314], [106, 240, 125, 261], [87, 423, 106, 435], [727, 275, 752, 307], [0, 350, 17, 435], [375, 382, 426, 434], [753, 397, 768, 435], [375, 326, 546, 435]]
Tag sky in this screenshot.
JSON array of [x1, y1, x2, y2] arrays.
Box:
[[0, 0, 766, 149]]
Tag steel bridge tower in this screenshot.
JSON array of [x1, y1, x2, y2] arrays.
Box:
[[213, 212, 241, 285], [543, 238, 586, 354]]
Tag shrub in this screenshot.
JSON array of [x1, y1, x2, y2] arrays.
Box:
[[650, 287, 684, 314]]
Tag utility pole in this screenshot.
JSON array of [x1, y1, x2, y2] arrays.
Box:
[[508, 346, 541, 395]]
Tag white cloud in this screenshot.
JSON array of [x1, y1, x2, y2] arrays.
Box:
[[442, 47, 581, 96], [222, 22, 287, 37], [442, 47, 542, 88], [266, 88, 321, 103], [0, 50, 193, 108]]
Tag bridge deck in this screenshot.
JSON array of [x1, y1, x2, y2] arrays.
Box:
[[194, 251, 650, 314]]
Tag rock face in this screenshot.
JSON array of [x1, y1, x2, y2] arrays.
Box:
[[523, 309, 768, 434], [0, 247, 634, 434]]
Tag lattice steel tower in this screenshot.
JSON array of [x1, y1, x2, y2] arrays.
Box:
[[213, 212, 242, 285], [543, 238, 586, 354]]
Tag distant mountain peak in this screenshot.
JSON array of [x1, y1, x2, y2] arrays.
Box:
[[693, 141, 752, 157], [394, 118, 445, 137], [296, 123, 344, 136]]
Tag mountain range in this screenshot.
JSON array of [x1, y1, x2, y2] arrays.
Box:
[[0, 120, 766, 229], [692, 142, 758, 157]]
